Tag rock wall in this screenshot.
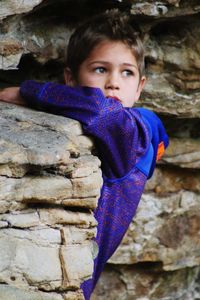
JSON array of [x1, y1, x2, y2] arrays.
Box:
[[0, 102, 102, 299], [0, 1, 200, 300]]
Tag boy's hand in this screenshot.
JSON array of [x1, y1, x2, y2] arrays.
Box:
[[0, 87, 26, 106]]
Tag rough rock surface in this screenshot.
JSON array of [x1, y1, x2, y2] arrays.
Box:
[[0, 1, 200, 299], [0, 102, 102, 299]]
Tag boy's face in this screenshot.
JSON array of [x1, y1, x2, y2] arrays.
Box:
[[65, 40, 146, 107]]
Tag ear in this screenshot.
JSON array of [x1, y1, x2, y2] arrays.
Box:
[[135, 76, 146, 102], [64, 68, 76, 86]]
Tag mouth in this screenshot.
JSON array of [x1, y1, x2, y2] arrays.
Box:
[[106, 95, 122, 103]]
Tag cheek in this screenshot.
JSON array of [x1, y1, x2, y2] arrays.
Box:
[[125, 81, 138, 94], [85, 76, 103, 88], [78, 72, 97, 87]]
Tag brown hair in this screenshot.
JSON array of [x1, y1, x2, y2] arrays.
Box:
[[66, 10, 145, 80]]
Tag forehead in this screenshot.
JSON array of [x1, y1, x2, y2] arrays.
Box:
[[85, 40, 138, 63]]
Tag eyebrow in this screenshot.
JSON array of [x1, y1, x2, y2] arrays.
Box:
[[89, 61, 138, 69], [123, 63, 138, 69]]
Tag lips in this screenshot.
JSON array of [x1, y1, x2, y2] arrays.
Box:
[[106, 95, 122, 103]]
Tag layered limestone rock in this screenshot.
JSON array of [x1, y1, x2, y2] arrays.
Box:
[[0, 1, 200, 299], [0, 102, 102, 299]]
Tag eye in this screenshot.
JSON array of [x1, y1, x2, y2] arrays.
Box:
[[122, 69, 134, 77], [94, 67, 106, 74]]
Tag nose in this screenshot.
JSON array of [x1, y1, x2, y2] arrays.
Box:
[[105, 72, 120, 90]]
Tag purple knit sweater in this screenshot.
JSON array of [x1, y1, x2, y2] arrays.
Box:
[[20, 81, 169, 299]]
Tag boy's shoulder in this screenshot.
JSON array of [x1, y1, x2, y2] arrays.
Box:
[[134, 107, 168, 142], [133, 107, 169, 179], [134, 107, 160, 124]]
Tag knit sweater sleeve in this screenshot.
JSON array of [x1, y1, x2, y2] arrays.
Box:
[[20, 80, 150, 179]]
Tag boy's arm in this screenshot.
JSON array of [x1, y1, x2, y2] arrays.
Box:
[[19, 80, 168, 179], [0, 87, 26, 106], [19, 80, 152, 179]]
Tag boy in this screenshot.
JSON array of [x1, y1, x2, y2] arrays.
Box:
[[0, 10, 169, 299]]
